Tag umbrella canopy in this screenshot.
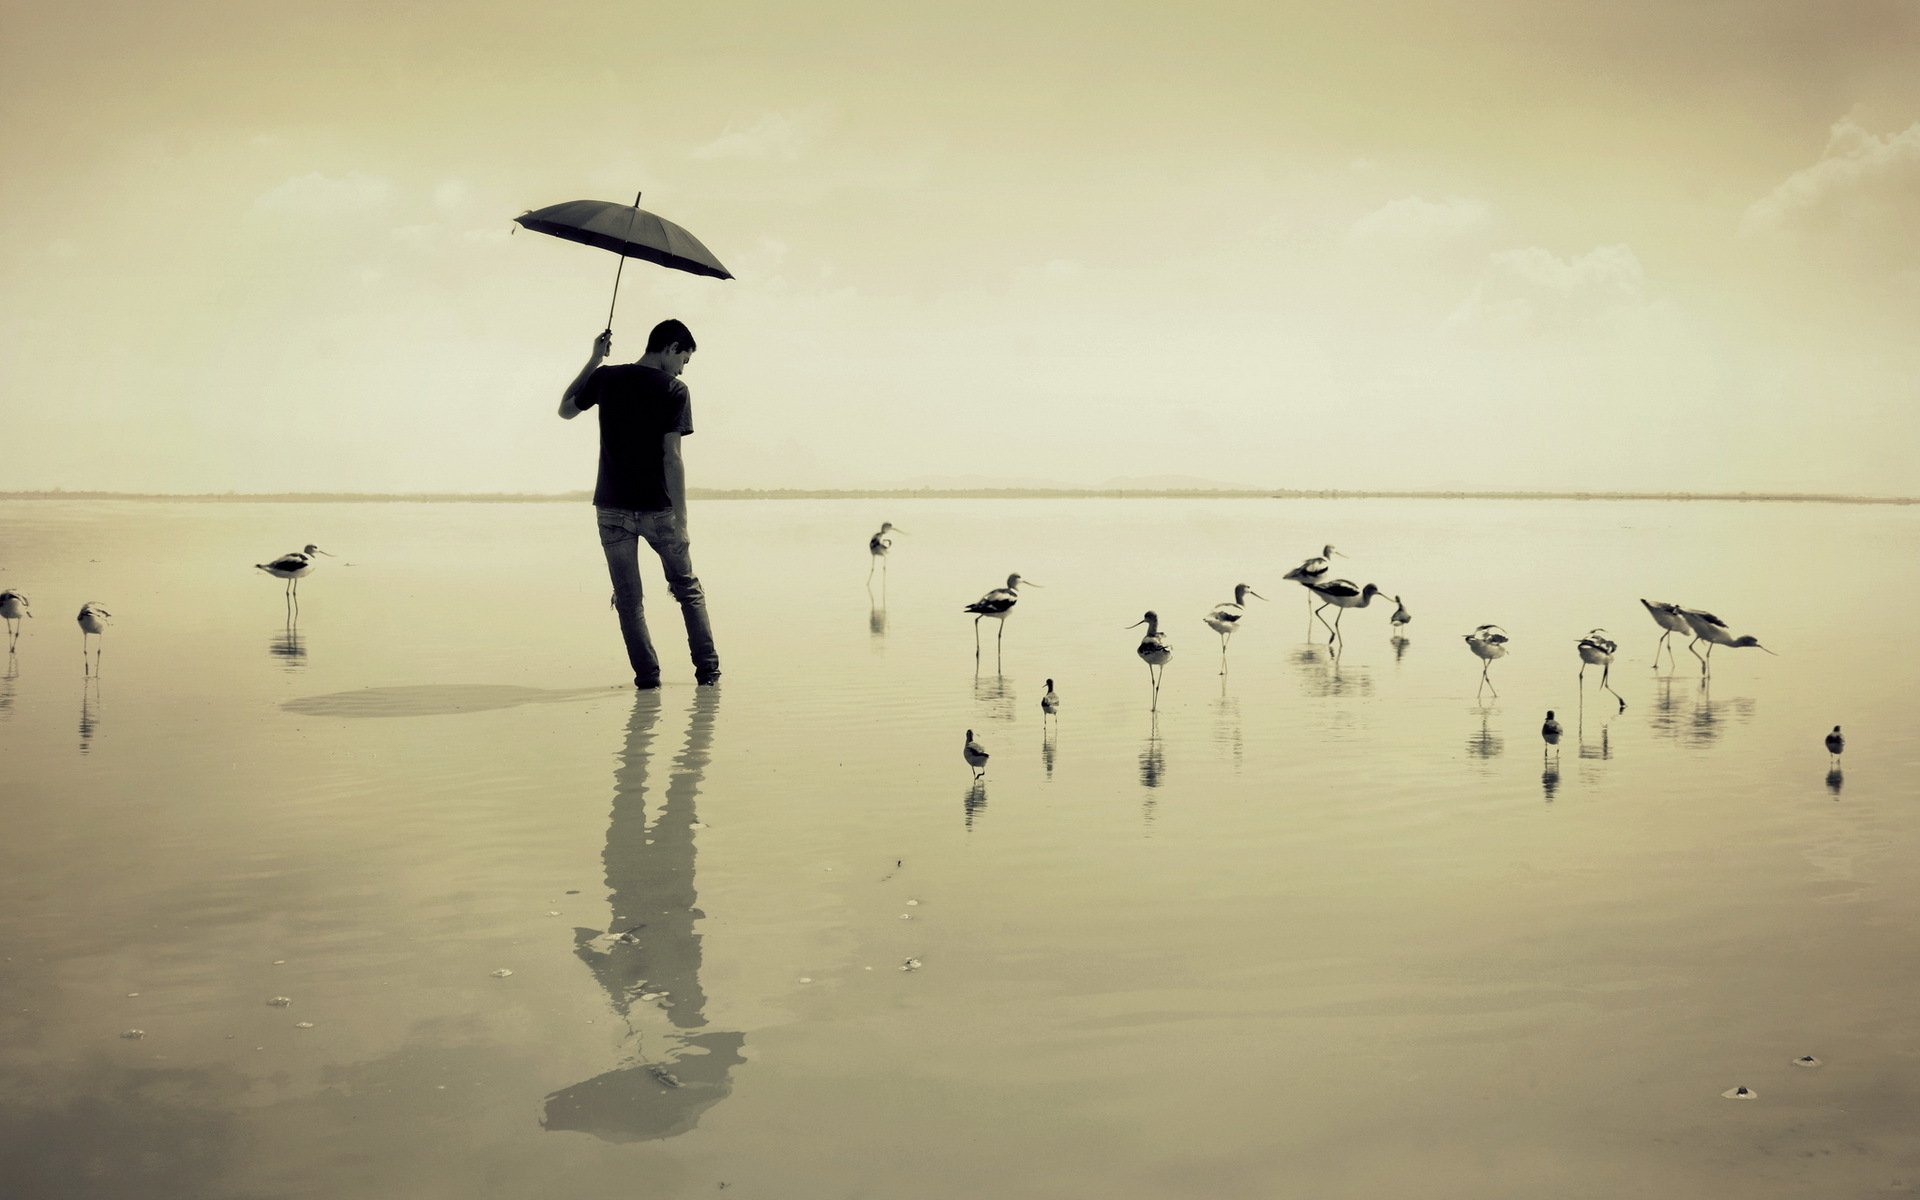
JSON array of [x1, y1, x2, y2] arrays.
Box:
[[515, 198, 733, 280]]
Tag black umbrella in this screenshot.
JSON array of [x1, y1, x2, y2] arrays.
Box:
[[515, 192, 733, 334]]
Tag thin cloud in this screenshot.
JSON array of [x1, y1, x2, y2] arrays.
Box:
[[1741, 117, 1920, 235], [1346, 196, 1493, 243], [250, 171, 394, 219], [690, 107, 831, 162]]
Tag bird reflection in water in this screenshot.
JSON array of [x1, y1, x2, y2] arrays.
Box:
[[1825, 767, 1844, 798], [1541, 759, 1561, 802], [269, 618, 307, 669], [1291, 641, 1373, 699], [1684, 680, 1756, 749], [963, 779, 987, 829], [1214, 678, 1244, 767], [868, 595, 887, 642], [1041, 725, 1057, 780], [1577, 712, 1612, 764], [1139, 715, 1166, 819], [543, 689, 744, 1143], [1390, 633, 1411, 664], [1467, 708, 1503, 759], [78, 679, 101, 754], [0, 653, 16, 720], [972, 670, 1015, 723]]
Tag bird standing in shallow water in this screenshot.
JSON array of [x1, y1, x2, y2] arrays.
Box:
[[866, 522, 904, 584], [1542, 710, 1563, 758], [1464, 625, 1510, 696], [256, 545, 333, 609], [1281, 545, 1342, 615], [963, 574, 1036, 660], [1676, 607, 1775, 677], [1040, 678, 1060, 717], [1577, 629, 1626, 712], [76, 602, 109, 675], [1825, 725, 1845, 764], [1202, 584, 1264, 673], [1129, 611, 1172, 711], [0, 590, 29, 652], [1303, 579, 1385, 644], [963, 729, 989, 779], [1390, 595, 1411, 633], [1638, 599, 1691, 670]]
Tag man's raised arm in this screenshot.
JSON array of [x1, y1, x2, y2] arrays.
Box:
[[558, 330, 612, 419]]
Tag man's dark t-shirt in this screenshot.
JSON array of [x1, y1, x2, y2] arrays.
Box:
[[575, 364, 694, 511]]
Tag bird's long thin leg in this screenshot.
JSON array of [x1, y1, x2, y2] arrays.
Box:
[[1329, 607, 1346, 645], [867, 559, 875, 584], [1687, 637, 1706, 670], [974, 616, 981, 659], [1602, 664, 1624, 710], [1312, 602, 1336, 635], [1219, 632, 1229, 675], [1580, 662, 1588, 686], [1701, 642, 1715, 677]]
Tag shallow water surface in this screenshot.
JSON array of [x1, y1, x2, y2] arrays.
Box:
[[3, 497, 1918, 1198]]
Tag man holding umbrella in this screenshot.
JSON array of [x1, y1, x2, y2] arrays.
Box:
[[560, 319, 720, 688]]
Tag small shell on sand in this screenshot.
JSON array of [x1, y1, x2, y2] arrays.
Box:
[[267, 997, 292, 1007], [490, 968, 514, 978], [1721, 1086, 1757, 1100], [1794, 1055, 1822, 1068], [120, 1029, 145, 1040], [294, 1021, 315, 1029], [900, 958, 922, 972]]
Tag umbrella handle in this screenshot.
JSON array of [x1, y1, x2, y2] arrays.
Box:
[[604, 190, 643, 335]]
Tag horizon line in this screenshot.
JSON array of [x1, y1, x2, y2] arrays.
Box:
[[2, 487, 1914, 505]]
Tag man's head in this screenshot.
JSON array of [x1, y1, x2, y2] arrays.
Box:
[[644, 318, 697, 377]]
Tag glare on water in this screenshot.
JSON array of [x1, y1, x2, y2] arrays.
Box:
[[2, 496, 1918, 1199]]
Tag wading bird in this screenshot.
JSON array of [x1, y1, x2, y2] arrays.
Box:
[[0, 590, 29, 652], [1202, 583, 1264, 673], [963, 729, 989, 780], [1281, 545, 1342, 614], [963, 574, 1036, 660], [1577, 629, 1626, 712], [1040, 679, 1060, 717], [1390, 595, 1411, 633], [1639, 599, 1690, 670], [1129, 611, 1172, 711], [76, 602, 109, 675], [1677, 607, 1775, 676], [866, 522, 904, 583], [1303, 579, 1386, 643], [256, 545, 333, 606], [1542, 710, 1563, 758], [1464, 625, 1510, 696], [1825, 725, 1845, 764]]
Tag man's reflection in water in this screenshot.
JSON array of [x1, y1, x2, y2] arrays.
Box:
[[543, 689, 745, 1142]]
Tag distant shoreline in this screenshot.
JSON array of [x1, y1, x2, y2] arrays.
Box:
[[2, 488, 1913, 505]]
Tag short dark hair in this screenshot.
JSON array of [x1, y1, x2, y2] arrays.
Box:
[[646, 319, 696, 354]]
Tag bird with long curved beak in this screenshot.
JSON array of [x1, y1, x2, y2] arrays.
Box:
[[1464, 624, 1510, 697], [867, 522, 906, 583], [1202, 583, 1265, 674], [1129, 611, 1172, 710], [1577, 629, 1626, 712], [0, 589, 30, 653], [963, 574, 1039, 660], [1675, 607, 1776, 677], [255, 544, 335, 607], [1281, 544, 1344, 614]]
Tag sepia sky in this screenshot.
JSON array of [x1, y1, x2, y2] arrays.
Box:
[[3, 0, 1917, 496]]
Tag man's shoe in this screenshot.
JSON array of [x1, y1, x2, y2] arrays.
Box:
[[695, 670, 722, 686], [635, 676, 662, 690]]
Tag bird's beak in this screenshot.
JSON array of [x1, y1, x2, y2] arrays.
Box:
[[315, 548, 336, 556], [1332, 549, 1347, 557], [1023, 581, 1042, 588], [1126, 620, 1145, 629], [1760, 645, 1778, 655], [1248, 591, 1266, 601]]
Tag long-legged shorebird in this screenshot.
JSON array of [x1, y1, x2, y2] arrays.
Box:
[[0, 590, 29, 652], [1202, 583, 1264, 673], [76, 602, 109, 676], [1390, 595, 1411, 633], [1639, 599, 1690, 670], [1281, 545, 1342, 616], [1577, 629, 1626, 712], [964, 574, 1036, 660], [1302, 579, 1385, 644], [1464, 625, 1510, 696], [1676, 607, 1775, 677], [1129, 611, 1172, 711], [963, 729, 989, 779], [256, 545, 333, 608], [1542, 709, 1563, 759], [867, 522, 904, 584], [1040, 678, 1060, 718]]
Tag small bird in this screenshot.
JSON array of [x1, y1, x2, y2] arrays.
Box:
[[1639, 599, 1691, 670], [1302, 579, 1385, 643], [1542, 710, 1563, 756], [1576, 629, 1626, 712], [1040, 678, 1060, 716], [1281, 545, 1343, 614], [963, 729, 989, 779], [1825, 725, 1844, 763], [1202, 583, 1265, 673], [1464, 624, 1510, 696], [963, 574, 1037, 659], [0, 589, 30, 652], [867, 522, 905, 583], [256, 544, 334, 604], [76, 602, 109, 675], [1390, 595, 1411, 632], [1129, 611, 1172, 710], [1676, 607, 1776, 676]]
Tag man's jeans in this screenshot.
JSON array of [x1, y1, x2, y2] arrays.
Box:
[[595, 507, 720, 686]]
